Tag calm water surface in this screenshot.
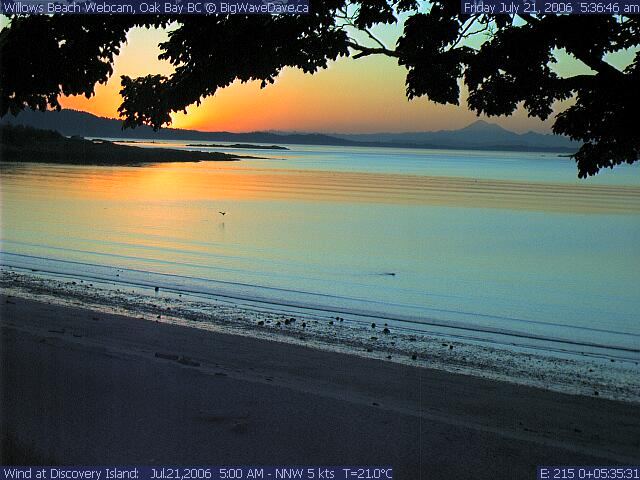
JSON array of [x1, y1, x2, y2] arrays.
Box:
[[1, 143, 639, 358]]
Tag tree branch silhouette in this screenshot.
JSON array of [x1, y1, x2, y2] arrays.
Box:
[[1, 3, 638, 177]]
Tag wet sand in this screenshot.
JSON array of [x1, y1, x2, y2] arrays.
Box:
[[1, 295, 639, 478]]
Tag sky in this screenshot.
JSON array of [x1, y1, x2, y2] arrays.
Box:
[[57, 20, 634, 135]]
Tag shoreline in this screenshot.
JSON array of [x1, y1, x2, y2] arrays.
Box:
[[1, 293, 639, 476], [0, 125, 265, 165], [1, 267, 639, 405]]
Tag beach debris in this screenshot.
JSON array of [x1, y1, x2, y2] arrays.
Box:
[[155, 352, 179, 361], [372, 402, 379, 406], [231, 421, 248, 434], [329, 321, 334, 325], [72, 334, 83, 338], [383, 272, 396, 276], [219, 211, 227, 216], [284, 319, 290, 325], [177, 356, 200, 367], [386, 355, 392, 359], [383, 328, 390, 334], [594, 390, 599, 396], [411, 354, 417, 360], [449, 345, 454, 350], [257, 320, 265, 326], [5, 299, 15, 305], [155, 286, 160, 292], [289, 317, 296, 323], [276, 321, 281, 326], [48, 328, 66, 334], [371, 323, 376, 328], [302, 322, 306, 328], [366, 348, 373, 352], [157, 314, 161, 319], [371, 336, 378, 340], [214, 372, 228, 377]]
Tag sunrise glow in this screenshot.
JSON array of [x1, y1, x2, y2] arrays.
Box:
[[60, 27, 557, 134]]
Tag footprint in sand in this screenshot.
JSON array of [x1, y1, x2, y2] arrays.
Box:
[[198, 410, 250, 434]]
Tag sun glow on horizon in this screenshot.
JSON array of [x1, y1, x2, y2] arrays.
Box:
[[60, 26, 559, 134]]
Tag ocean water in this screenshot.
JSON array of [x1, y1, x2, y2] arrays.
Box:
[[1, 142, 639, 361]]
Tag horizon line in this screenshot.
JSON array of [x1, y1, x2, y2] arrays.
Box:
[[9, 108, 556, 137]]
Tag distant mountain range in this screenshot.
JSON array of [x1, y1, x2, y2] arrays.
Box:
[[0, 109, 578, 153], [333, 121, 578, 151]]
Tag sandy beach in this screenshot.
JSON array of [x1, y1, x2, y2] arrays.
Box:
[[1, 294, 639, 478]]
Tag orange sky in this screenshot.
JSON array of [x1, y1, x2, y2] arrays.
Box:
[[61, 26, 561, 134]]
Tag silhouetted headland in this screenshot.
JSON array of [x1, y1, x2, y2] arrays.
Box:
[[187, 143, 289, 150], [0, 125, 262, 165]]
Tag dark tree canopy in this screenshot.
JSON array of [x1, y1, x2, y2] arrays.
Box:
[[1, 3, 639, 177]]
